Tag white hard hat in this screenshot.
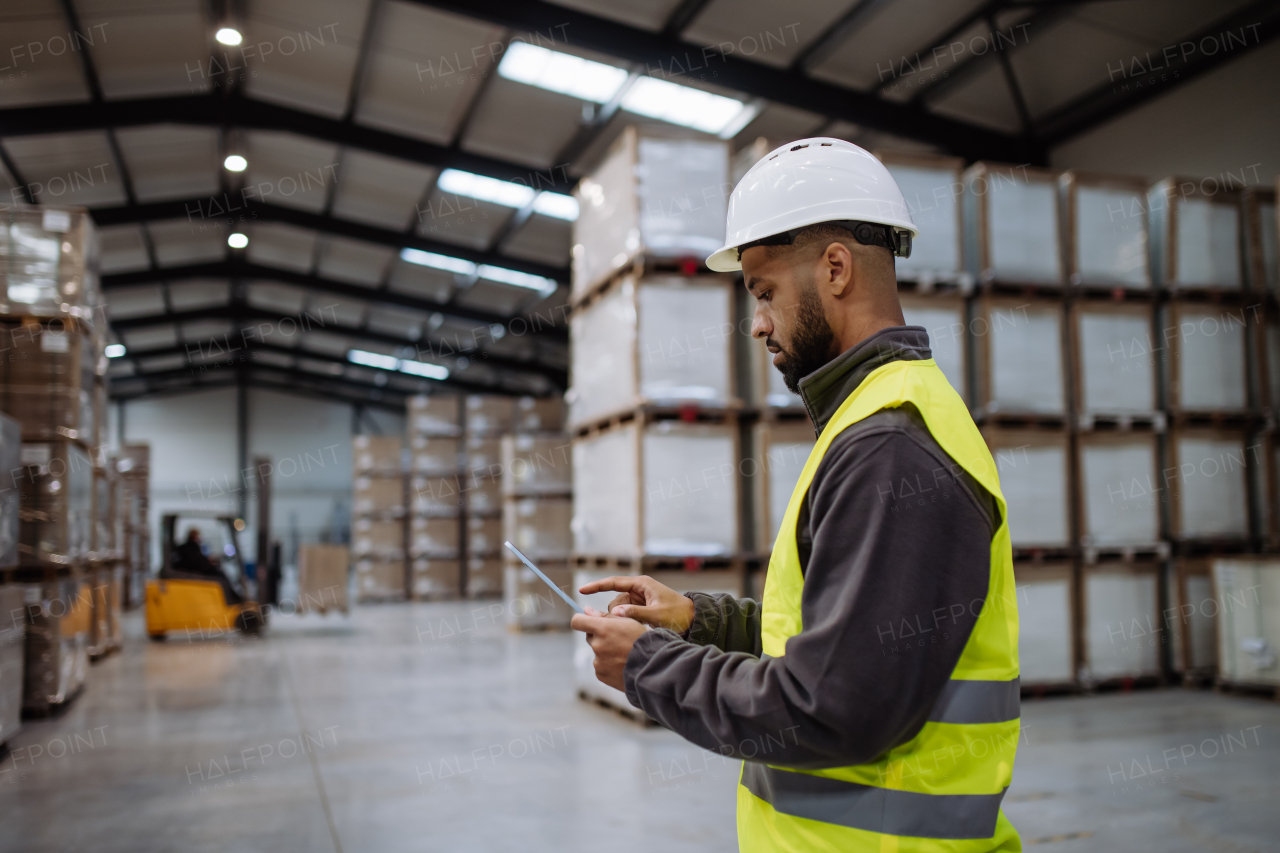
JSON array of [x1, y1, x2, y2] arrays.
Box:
[[706, 138, 919, 272]]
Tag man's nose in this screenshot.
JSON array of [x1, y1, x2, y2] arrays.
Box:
[[751, 306, 771, 340]]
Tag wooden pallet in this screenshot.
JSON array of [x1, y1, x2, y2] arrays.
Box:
[[571, 553, 752, 573], [1077, 412, 1167, 432], [577, 689, 657, 727], [1215, 679, 1279, 701], [21, 683, 85, 720], [570, 401, 743, 439]]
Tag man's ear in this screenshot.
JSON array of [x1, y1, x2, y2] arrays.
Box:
[[822, 242, 855, 298]]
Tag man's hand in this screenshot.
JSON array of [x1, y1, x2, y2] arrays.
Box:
[[570, 606, 647, 691], [578, 575, 696, 635]]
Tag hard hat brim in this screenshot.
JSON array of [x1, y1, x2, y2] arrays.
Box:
[[705, 245, 741, 272]]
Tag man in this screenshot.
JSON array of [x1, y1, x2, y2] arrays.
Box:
[[171, 529, 243, 605], [571, 138, 1021, 852]]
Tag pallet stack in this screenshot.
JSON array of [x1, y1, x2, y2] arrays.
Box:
[[502, 399, 572, 630], [406, 395, 464, 600], [0, 207, 102, 715], [115, 444, 150, 610], [0, 416, 22, 745], [352, 435, 406, 602], [462, 395, 511, 598]]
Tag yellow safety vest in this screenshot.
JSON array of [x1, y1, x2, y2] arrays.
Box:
[[739, 358, 1022, 853]]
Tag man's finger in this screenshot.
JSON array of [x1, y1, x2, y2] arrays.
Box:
[[570, 613, 611, 633], [578, 575, 643, 595], [612, 604, 666, 626]]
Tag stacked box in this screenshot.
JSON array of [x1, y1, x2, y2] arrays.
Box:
[[1068, 300, 1160, 424], [568, 274, 737, 428], [962, 162, 1065, 287], [752, 421, 815, 553], [875, 151, 967, 287], [352, 435, 405, 602], [406, 395, 462, 599], [1166, 429, 1251, 543], [502, 420, 572, 629], [296, 544, 349, 614], [1212, 557, 1280, 688], [461, 396, 513, 599], [0, 207, 101, 323], [984, 429, 1072, 552], [974, 295, 1066, 416], [1163, 301, 1250, 414], [0, 416, 19, 570], [900, 292, 968, 401], [16, 440, 93, 565], [1012, 562, 1076, 687], [0, 319, 100, 444], [571, 128, 729, 300], [1148, 178, 1243, 291], [21, 576, 90, 714], [116, 444, 150, 609], [1242, 187, 1276, 297], [0, 585, 23, 746], [1081, 561, 1163, 684], [1169, 559, 1217, 677], [1076, 432, 1162, 554], [1060, 172, 1152, 289]]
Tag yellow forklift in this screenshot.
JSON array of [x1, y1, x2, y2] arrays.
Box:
[[145, 511, 266, 640]]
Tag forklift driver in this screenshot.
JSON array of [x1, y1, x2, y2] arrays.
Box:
[[171, 529, 243, 606]]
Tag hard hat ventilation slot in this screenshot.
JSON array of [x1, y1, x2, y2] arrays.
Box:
[[791, 144, 808, 151]]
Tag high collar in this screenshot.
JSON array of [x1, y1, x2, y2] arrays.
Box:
[[797, 326, 932, 434]]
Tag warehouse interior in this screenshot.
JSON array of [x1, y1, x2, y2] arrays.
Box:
[[1, 0, 1279, 850]]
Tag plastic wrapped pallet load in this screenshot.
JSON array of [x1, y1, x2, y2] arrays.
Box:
[[411, 558, 461, 600], [354, 559, 405, 601], [1068, 301, 1158, 420], [21, 577, 90, 713], [875, 151, 966, 287], [962, 162, 1064, 286], [505, 497, 572, 559], [0, 319, 101, 444], [1212, 558, 1280, 687], [407, 394, 461, 436], [1168, 430, 1250, 541], [572, 420, 738, 558], [1082, 562, 1161, 683], [1012, 562, 1075, 686], [1165, 302, 1248, 413], [505, 561, 575, 631], [571, 128, 729, 300], [900, 293, 968, 400], [0, 207, 100, 321], [352, 435, 402, 475], [18, 440, 93, 565], [974, 296, 1065, 416], [409, 516, 460, 558], [465, 395, 514, 436], [1242, 186, 1276, 297], [501, 434, 572, 496], [984, 429, 1071, 550], [1148, 178, 1242, 290], [0, 585, 24, 745], [1077, 432, 1161, 551], [1060, 172, 1151, 289], [752, 421, 815, 552], [408, 435, 460, 475], [296, 545, 349, 614], [1170, 559, 1217, 676], [568, 274, 735, 429]]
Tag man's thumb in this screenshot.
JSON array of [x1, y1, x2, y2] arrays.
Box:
[[613, 604, 661, 624]]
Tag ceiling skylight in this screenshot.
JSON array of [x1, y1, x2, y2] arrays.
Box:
[[497, 41, 629, 104]]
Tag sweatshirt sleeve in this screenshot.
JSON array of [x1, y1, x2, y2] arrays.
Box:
[[622, 417, 994, 768], [683, 592, 763, 656]]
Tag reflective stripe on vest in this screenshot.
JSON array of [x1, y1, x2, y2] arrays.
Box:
[[738, 358, 1021, 853]]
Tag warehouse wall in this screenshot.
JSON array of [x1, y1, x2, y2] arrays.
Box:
[[117, 387, 405, 570], [1051, 40, 1280, 182]]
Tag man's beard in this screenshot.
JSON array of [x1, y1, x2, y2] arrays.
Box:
[[774, 283, 835, 394]]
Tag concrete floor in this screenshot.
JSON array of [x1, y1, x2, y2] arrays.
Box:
[[1, 602, 1277, 853]]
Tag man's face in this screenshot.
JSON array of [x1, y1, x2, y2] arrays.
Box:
[[742, 246, 835, 394]]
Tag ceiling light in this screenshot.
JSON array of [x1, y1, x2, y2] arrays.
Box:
[[621, 76, 748, 135], [227, 232, 248, 249], [437, 169, 535, 209], [348, 349, 450, 381], [497, 41, 629, 104], [223, 154, 247, 172], [477, 265, 557, 296], [532, 192, 579, 221], [399, 247, 476, 275], [105, 344, 126, 358], [215, 27, 242, 46]]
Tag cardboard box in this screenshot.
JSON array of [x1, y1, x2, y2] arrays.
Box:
[[353, 475, 405, 517], [465, 474, 502, 515], [354, 559, 405, 602], [17, 440, 93, 564], [504, 562, 573, 630], [353, 435, 403, 475], [0, 414, 19, 568], [411, 558, 461, 599], [352, 518, 404, 560], [0, 585, 24, 745], [1164, 301, 1249, 413], [297, 545, 349, 613], [962, 162, 1065, 287], [1060, 171, 1151, 289], [465, 395, 514, 436], [1077, 432, 1161, 550], [1012, 562, 1076, 686], [1081, 562, 1162, 683], [467, 557, 502, 597], [1148, 177, 1243, 291], [514, 396, 565, 432], [571, 128, 728, 298], [503, 497, 572, 559], [1167, 429, 1250, 540], [86, 565, 115, 658], [1069, 300, 1159, 420], [876, 151, 967, 286], [983, 428, 1071, 550], [467, 515, 503, 556], [22, 577, 90, 713], [409, 516, 460, 557], [408, 394, 462, 436], [569, 274, 736, 429], [409, 435, 461, 474], [410, 473, 464, 516], [0, 208, 100, 321], [464, 435, 502, 471], [751, 421, 815, 552], [501, 434, 572, 496], [1213, 558, 1280, 686], [974, 295, 1067, 416]]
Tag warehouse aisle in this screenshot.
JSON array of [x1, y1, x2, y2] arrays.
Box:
[[2, 604, 1277, 853]]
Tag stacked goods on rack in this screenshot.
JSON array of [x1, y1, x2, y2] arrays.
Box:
[[296, 545, 350, 614], [502, 408, 572, 631], [0, 208, 103, 714], [463, 396, 512, 598], [1060, 171, 1152, 290], [115, 444, 149, 609], [351, 435, 405, 602], [962, 162, 1065, 289], [87, 458, 122, 660], [406, 395, 463, 600], [1211, 557, 1280, 690], [0, 585, 22, 748], [875, 151, 968, 290]]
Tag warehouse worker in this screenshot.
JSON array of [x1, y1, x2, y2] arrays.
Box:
[[172, 529, 243, 606], [571, 138, 1021, 852]]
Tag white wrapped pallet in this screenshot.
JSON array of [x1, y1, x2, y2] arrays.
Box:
[[752, 421, 815, 552], [1069, 301, 1158, 418], [467, 515, 503, 556], [876, 151, 966, 286], [1170, 560, 1218, 675], [407, 395, 461, 436], [409, 516, 460, 558], [1077, 432, 1161, 550], [465, 395, 514, 436], [963, 162, 1064, 286], [1148, 178, 1242, 290], [1168, 430, 1250, 540], [411, 558, 461, 599], [984, 429, 1070, 549], [1061, 172, 1151, 289], [408, 435, 461, 475], [569, 275, 735, 428], [1212, 558, 1280, 687], [571, 128, 728, 299], [1013, 562, 1075, 686], [504, 497, 572, 559], [976, 297, 1065, 415], [501, 434, 571, 496], [1082, 563, 1162, 682], [901, 293, 967, 399], [505, 561, 574, 631], [1165, 302, 1249, 412], [572, 420, 738, 558]]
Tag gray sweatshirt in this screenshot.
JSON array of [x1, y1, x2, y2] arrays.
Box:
[[623, 327, 1000, 769]]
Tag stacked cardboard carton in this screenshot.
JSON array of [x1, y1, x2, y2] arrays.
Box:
[[502, 400, 572, 630], [406, 395, 463, 599], [352, 435, 406, 601], [115, 444, 149, 610], [463, 396, 512, 598]]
